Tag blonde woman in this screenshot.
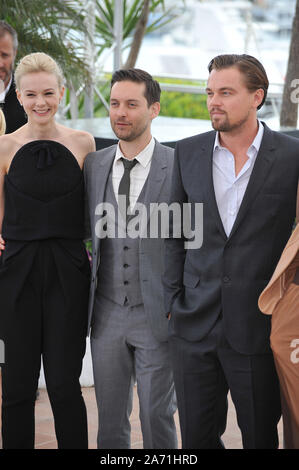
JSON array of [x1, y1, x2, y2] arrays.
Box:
[[259, 188, 299, 448], [0, 53, 96, 449]]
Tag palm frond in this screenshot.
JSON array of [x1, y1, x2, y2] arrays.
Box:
[[0, 0, 90, 86]]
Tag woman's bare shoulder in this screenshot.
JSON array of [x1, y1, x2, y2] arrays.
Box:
[[0, 130, 26, 173], [0, 134, 22, 173], [0, 134, 17, 152], [75, 129, 96, 154], [60, 125, 95, 153]]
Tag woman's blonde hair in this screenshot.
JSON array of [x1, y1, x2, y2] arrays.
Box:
[[0, 108, 6, 135], [15, 52, 65, 90]]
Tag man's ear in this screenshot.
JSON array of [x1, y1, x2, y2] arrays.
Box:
[[150, 101, 160, 120], [254, 88, 264, 110]]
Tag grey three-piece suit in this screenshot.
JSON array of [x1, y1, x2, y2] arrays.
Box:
[[84, 140, 177, 449]]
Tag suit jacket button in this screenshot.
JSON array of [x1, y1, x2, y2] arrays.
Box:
[[223, 276, 230, 283]]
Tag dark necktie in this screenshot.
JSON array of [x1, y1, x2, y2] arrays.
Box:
[[118, 157, 138, 224]]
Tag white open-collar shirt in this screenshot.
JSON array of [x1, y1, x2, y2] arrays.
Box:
[[112, 136, 155, 211], [213, 120, 264, 236], [0, 75, 12, 103]]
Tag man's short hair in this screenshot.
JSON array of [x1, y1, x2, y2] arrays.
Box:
[[0, 21, 18, 51], [208, 54, 269, 109], [111, 68, 161, 107]]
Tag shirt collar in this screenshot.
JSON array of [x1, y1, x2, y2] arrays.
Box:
[[0, 74, 13, 103], [249, 119, 264, 155], [213, 120, 264, 159], [115, 136, 155, 168]]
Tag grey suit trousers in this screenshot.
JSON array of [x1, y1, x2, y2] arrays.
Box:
[[91, 293, 177, 449]]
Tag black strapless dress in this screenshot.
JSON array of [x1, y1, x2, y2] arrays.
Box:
[[0, 141, 90, 449]]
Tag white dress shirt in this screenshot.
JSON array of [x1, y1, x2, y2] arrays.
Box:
[[112, 136, 155, 211], [213, 120, 264, 236], [0, 75, 12, 103]]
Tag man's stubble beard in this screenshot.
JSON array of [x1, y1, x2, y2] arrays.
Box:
[[210, 110, 251, 133], [111, 121, 149, 142]]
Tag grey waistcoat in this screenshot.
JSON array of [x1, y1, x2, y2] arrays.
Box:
[[96, 173, 148, 307]]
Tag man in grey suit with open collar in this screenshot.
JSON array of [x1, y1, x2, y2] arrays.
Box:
[[84, 69, 177, 449]]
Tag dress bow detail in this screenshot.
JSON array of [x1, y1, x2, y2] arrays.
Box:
[[31, 142, 60, 170]]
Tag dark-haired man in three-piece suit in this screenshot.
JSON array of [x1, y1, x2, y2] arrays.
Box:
[[84, 69, 177, 449]]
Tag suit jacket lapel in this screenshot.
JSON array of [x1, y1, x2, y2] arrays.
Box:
[[93, 146, 116, 261], [228, 123, 276, 240], [200, 132, 228, 240], [141, 140, 167, 226]]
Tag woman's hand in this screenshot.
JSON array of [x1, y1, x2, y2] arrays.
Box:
[[0, 234, 5, 255]]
